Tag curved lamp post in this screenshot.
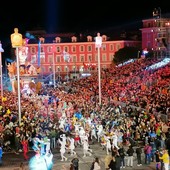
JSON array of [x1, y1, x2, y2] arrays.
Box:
[[10, 28, 23, 125], [0, 41, 4, 99], [95, 32, 102, 105]]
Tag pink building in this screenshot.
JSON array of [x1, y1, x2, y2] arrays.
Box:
[[140, 14, 170, 57], [26, 34, 140, 80]]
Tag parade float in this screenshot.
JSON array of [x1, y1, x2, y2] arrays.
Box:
[[7, 38, 42, 94]]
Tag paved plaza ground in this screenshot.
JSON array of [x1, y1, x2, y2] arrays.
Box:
[[0, 143, 157, 170]]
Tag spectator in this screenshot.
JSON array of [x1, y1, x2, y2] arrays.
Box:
[[0, 144, 3, 166], [155, 150, 161, 170], [136, 144, 142, 166], [144, 143, 152, 165], [93, 157, 101, 170], [71, 155, 79, 170], [104, 154, 112, 170], [108, 156, 116, 170], [118, 145, 126, 168], [159, 149, 169, 170], [126, 145, 134, 167]]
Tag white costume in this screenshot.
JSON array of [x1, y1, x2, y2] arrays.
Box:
[[106, 137, 111, 155], [59, 117, 66, 129], [112, 133, 119, 149], [97, 124, 103, 142], [90, 125, 97, 141], [68, 137, 76, 156], [82, 139, 92, 157], [59, 139, 67, 161], [79, 127, 85, 145]]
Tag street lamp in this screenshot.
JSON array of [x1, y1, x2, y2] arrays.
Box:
[[0, 41, 4, 99], [52, 43, 56, 88], [10, 28, 23, 125], [95, 32, 102, 105]]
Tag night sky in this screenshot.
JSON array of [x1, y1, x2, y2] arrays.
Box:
[[0, 0, 170, 43]]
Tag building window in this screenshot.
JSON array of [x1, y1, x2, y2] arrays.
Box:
[[64, 46, 68, 52], [72, 66, 76, 71], [65, 66, 69, 72], [87, 45, 92, 52], [102, 44, 106, 51], [110, 54, 114, 61], [80, 55, 84, 62], [57, 47, 60, 53], [72, 55, 77, 62], [72, 46, 76, 52], [147, 42, 151, 49], [30, 47, 36, 54], [31, 55, 36, 64], [147, 33, 151, 41], [57, 66, 61, 72], [48, 46, 53, 53], [88, 55, 92, 62], [116, 44, 120, 51], [41, 47, 44, 52], [40, 58, 45, 64], [102, 54, 107, 61], [48, 55, 53, 63], [110, 44, 114, 51], [39, 52, 45, 59], [80, 45, 84, 52], [57, 56, 61, 63], [49, 66, 52, 72]]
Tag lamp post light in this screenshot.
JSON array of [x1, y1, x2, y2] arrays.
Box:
[[95, 32, 102, 105], [0, 41, 4, 99], [10, 28, 23, 125]]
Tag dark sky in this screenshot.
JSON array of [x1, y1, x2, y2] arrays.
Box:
[[0, 0, 170, 42]]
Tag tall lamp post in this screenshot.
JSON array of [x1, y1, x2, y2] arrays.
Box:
[[95, 32, 102, 105], [52, 43, 56, 88], [0, 42, 4, 99], [10, 28, 23, 125]]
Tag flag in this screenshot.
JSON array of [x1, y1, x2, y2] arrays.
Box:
[[38, 40, 41, 67], [62, 50, 70, 62]]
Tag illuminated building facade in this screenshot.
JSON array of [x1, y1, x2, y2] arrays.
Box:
[[25, 34, 140, 81]]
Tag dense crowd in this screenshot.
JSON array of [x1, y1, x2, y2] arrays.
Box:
[[0, 56, 169, 170]]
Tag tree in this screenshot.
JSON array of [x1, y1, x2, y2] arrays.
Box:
[[113, 46, 141, 64]]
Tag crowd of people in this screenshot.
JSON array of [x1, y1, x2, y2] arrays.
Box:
[[0, 56, 169, 170]]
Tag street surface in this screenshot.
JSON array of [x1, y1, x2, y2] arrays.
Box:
[[1, 143, 156, 170]]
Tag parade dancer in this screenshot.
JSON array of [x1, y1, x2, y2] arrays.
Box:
[[112, 132, 119, 149], [82, 138, 92, 157], [44, 137, 51, 155], [60, 134, 67, 144], [106, 137, 112, 155], [21, 137, 29, 160], [59, 117, 66, 129], [97, 124, 103, 142], [68, 136, 76, 156], [59, 138, 68, 161], [74, 131, 81, 147], [32, 137, 41, 152], [79, 127, 85, 145], [90, 124, 97, 143]]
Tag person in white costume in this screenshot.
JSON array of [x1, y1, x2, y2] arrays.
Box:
[[67, 136, 76, 156], [59, 138, 67, 161], [79, 127, 85, 145], [97, 124, 103, 142], [82, 138, 92, 157], [112, 133, 119, 149]]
